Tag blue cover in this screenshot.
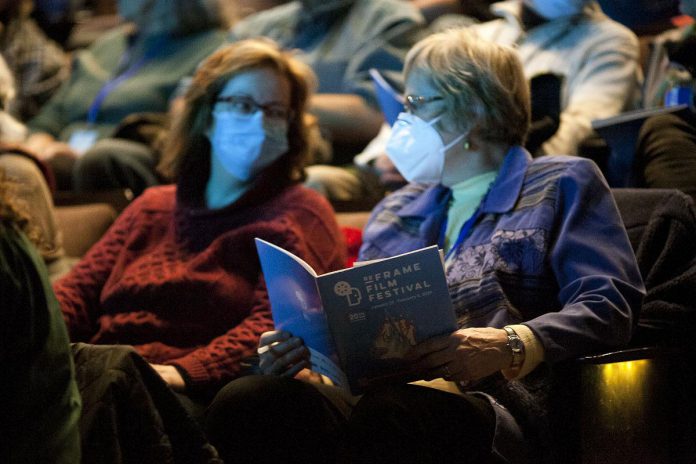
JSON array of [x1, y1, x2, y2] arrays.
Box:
[[369, 68, 404, 126], [257, 239, 456, 394], [255, 238, 347, 387], [316, 245, 456, 394]]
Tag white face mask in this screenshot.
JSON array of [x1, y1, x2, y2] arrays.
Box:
[[385, 112, 464, 184], [524, 0, 586, 19], [207, 110, 289, 182]]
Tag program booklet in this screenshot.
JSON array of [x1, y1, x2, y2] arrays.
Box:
[[255, 238, 456, 395]]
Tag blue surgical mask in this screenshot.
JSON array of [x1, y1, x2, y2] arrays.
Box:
[[207, 110, 289, 182], [524, 0, 586, 19]]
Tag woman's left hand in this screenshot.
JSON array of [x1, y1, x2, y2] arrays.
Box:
[[409, 327, 511, 383], [150, 363, 186, 392]]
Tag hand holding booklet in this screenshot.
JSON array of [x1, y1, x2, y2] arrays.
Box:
[[255, 238, 456, 395]]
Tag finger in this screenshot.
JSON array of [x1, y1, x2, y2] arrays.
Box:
[[282, 360, 310, 378], [261, 345, 308, 375], [420, 362, 457, 381], [407, 334, 453, 359], [410, 346, 454, 371], [259, 330, 291, 347], [258, 336, 301, 359]]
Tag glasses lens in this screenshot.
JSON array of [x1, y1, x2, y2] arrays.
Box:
[[216, 95, 290, 120]]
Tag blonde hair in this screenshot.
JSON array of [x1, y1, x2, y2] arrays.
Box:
[[404, 28, 530, 146], [158, 39, 316, 186]]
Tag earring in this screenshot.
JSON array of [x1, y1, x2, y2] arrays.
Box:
[[463, 140, 471, 150]]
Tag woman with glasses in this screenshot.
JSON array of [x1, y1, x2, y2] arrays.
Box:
[[53, 39, 345, 403], [205, 28, 644, 463]]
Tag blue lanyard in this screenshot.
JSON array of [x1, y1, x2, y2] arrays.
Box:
[[438, 205, 483, 261], [86, 38, 164, 124]]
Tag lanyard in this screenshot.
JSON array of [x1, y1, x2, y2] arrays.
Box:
[[438, 205, 483, 261], [86, 38, 164, 124]]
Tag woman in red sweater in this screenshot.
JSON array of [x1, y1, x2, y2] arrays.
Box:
[[53, 39, 346, 398]]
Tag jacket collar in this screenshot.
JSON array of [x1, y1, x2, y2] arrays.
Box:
[[480, 145, 531, 214], [396, 145, 532, 221]]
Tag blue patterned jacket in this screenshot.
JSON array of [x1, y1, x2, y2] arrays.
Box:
[[359, 146, 645, 462]]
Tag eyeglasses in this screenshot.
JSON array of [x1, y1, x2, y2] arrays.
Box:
[[215, 95, 292, 120], [404, 95, 443, 113]]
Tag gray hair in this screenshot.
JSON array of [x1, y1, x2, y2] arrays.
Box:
[[404, 28, 530, 147]]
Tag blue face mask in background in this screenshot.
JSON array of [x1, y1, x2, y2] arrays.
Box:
[[207, 110, 289, 182]]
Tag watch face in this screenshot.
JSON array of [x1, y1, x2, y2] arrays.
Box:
[[510, 338, 523, 352]]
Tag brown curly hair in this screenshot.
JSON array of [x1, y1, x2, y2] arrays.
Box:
[[0, 168, 41, 246]]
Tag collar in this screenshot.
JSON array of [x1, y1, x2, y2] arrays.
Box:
[[479, 145, 531, 214], [396, 183, 452, 220]]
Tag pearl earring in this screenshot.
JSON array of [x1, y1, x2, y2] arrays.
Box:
[[463, 140, 471, 150]]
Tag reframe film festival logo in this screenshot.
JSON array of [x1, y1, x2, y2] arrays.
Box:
[[333, 260, 433, 310]]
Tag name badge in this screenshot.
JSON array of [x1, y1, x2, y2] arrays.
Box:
[[68, 129, 99, 155]]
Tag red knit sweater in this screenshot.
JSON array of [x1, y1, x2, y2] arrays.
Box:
[[53, 184, 345, 389]]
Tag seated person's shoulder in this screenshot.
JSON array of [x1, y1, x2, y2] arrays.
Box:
[[530, 155, 606, 191], [280, 184, 336, 216], [86, 24, 133, 52], [125, 185, 177, 214], [231, 2, 301, 38], [582, 8, 639, 46], [353, 0, 423, 21]]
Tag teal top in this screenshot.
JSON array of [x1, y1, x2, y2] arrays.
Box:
[[444, 171, 497, 253], [0, 221, 81, 463], [28, 25, 227, 141]]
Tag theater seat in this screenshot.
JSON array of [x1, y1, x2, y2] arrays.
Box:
[[553, 188, 696, 464], [54, 203, 118, 258]]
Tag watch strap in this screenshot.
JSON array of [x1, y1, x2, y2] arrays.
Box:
[[504, 325, 525, 369]]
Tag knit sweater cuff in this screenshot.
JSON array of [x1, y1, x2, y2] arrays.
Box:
[[501, 324, 545, 380], [168, 356, 211, 387]]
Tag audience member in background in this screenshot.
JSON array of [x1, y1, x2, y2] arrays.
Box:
[[235, 0, 289, 17], [229, 0, 427, 165], [0, 0, 68, 120], [635, 0, 696, 199], [0, 169, 81, 464], [412, 0, 496, 23], [24, 0, 230, 192], [204, 29, 644, 463], [467, 0, 641, 156], [0, 53, 69, 279], [53, 40, 345, 409], [303, 0, 641, 206]]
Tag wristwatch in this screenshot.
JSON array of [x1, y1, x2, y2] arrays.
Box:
[[503, 326, 525, 369]]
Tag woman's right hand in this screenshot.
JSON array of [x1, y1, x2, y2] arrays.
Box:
[[257, 330, 310, 377]]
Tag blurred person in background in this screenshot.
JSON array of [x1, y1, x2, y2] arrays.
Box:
[[0, 0, 68, 121], [635, 0, 696, 199], [467, 0, 641, 156], [24, 0, 230, 192], [230, 0, 427, 165]]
